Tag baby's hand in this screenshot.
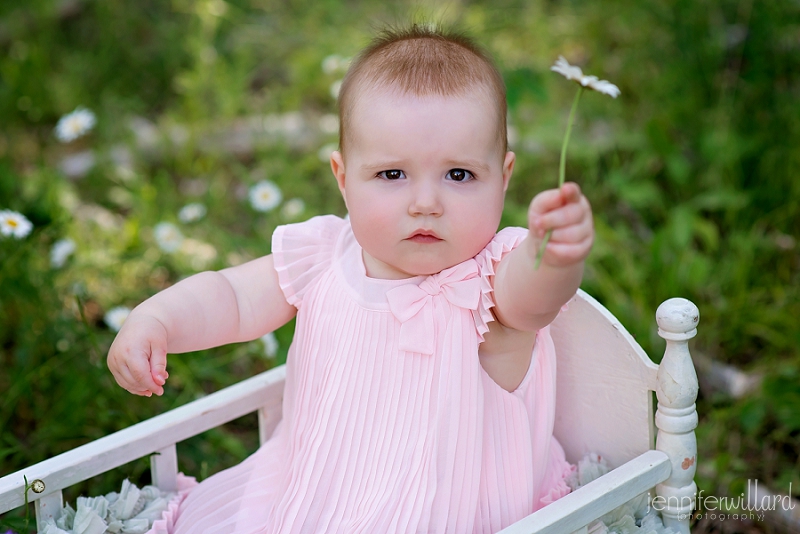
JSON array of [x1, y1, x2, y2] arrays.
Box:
[[528, 182, 594, 268], [107, 312, 169, 397]]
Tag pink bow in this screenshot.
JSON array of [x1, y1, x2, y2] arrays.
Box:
[[385, 260, 481, 355]]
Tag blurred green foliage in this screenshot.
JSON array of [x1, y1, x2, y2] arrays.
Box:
[[1, 0, 798, 530]]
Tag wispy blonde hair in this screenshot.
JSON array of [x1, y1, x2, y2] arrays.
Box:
[[338, 24, 507, 155]]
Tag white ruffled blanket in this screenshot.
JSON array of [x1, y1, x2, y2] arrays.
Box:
[[39, 454, 679, 534], [38, 474, 196, 534]]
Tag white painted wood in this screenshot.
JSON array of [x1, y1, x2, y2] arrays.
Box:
[[150, 444, 179, 492], [498, 450, 672, 534], [258, 396, 283, 446], [34, 489, 63, 530], [2, 294, 702, 534], [655, 298, 700, 534], [0, 365, 286, 512], [551, 290, 659, 469]]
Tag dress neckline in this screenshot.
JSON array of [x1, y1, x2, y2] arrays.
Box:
[[335, 221, 427, 310]]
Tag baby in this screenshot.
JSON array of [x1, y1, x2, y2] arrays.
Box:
[[108, 24, 593, 534]]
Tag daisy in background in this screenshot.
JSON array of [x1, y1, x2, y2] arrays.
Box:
[[321, 54, 350, 75], [182, 238, 218, 271], [260, 332, 279, 358], [154, 222, 184, 253], [317, 143, 337, 163], [104, 306, 131, 332], [50, 238, 76, 268], [281, 198, 305, 220], [330, 80, 343, 100], [178, 203, 207, 223], [0, 210, 33, 239], [534, 56, 620, 268], [55, 107, 96, 143], [249, 180, 282, 212], [318, 114, 339, 135]]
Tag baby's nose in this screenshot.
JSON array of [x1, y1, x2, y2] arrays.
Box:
[[408, 182, 443, 216]]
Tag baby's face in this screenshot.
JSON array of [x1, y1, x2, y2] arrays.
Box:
[[331, 87, 515, 279]]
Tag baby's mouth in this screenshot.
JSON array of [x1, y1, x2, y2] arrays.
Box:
[[407, 230, 442, 243]]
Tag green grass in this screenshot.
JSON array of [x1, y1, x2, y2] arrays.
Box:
[[1, 0, 798, 530]]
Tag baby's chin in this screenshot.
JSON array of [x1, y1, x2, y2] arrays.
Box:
[[395, 254, 477, 277]]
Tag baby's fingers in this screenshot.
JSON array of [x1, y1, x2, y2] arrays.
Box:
[[150, 347, 169, 387], [542, 237, 594, 267], [559, 182, 583, 203], [118, 356, 162, 396], [531, 200, 590, 235], [529, 182, 583, 214], [110, 363, 150, 396], [529, 189, 565, 219], [547, 219, 594, 245]]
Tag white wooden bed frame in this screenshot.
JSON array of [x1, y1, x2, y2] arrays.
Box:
[[0, 290, 700, 534]]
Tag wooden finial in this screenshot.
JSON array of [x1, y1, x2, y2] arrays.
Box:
[[654, 298, 700, 534]]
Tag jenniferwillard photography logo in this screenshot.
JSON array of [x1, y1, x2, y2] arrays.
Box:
[[650, 479, 796, 522]]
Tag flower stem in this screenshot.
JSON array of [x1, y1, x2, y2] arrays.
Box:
[[534, 86, 583, 269]]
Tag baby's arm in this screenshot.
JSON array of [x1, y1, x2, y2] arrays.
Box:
[[492, 182, 594, 332], [107, 255, 296, 397]]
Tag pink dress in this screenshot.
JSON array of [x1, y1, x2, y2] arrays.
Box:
[[169, 215, 573, 534]]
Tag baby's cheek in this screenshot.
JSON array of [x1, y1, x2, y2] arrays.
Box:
[[463, 209, 501, 256], [350, 211, 394, 253]]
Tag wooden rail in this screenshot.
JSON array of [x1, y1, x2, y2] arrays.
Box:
[[0, 366, 285, 527], [499, 450, 672, 534]]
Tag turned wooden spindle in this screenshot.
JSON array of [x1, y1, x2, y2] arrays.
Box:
[[654, 298, 700, 534]]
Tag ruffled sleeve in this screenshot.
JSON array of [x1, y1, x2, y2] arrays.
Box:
[[272, 215, 347, 309], [472, 226, 529, 341]]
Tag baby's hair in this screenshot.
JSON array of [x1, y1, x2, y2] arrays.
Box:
[[337, 23, 508, 156]]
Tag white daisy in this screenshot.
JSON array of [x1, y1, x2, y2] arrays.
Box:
[[577, 75, 621, 98], [178, 203, 207, 223], [154, 222, 184, 253], [551, 56, 620, 98], [0, 210, 33, 239], [317, 142, 337, 163], [281, 198, 305, 219], [318, 113, 339, 135], [322, 54, 342, 75], [55, 107, 96, 142], [59, 150, 96, 178], [50, 238, 76, 268], [330, 79, 343, 100], [280, 112, 304, 138], [104, 306, 131, 332], [321, 54, 350, 75], [550, 56, 584, 82], [260, 332, 279, 358], [181, 238, 218, 270], [249, 180, 282, 212]]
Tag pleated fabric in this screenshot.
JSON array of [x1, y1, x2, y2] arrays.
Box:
[[169, 215, 573, 534]]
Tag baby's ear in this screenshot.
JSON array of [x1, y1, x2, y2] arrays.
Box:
[[502, 151, 516, 192], [330, 151, 349, 206]]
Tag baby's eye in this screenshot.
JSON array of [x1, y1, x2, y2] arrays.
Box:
[[378, 170, 405, 180], [446, 168, 474, 182]]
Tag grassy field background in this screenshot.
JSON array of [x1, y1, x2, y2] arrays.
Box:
[[1, 0, 798, 531]]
